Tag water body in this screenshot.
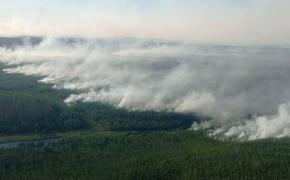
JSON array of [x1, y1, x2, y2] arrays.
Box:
[[0, 138, 60, 149]]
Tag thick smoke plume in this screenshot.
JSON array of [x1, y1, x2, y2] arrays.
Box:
[[1, 37, 290, 140]]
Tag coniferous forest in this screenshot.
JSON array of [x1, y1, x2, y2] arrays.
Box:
[[1, 0, 290, 178], [1, 62, 290, 180]]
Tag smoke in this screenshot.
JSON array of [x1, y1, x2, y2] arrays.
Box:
[[1, 37, 290, 140], [213, 103, 290, 140]]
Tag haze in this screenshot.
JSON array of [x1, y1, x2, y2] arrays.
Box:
[[0, 0, 290, 44]]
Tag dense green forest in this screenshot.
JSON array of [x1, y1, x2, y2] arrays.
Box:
[[2, 131, 290, 180], [0, 64, 199, 135], [2, 63, 290, 180], [0, 64, 89, 134]]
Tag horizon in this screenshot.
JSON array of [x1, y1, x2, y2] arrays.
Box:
[[1, 35, 290, 47], [0, 0, 290, 45]]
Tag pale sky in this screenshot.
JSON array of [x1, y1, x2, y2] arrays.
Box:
[[0, 0, 290, 44]]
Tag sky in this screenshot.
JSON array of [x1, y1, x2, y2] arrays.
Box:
[[0, 0, 290, 44]]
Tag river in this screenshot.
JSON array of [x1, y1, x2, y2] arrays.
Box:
[[0, 138, 61, 149]]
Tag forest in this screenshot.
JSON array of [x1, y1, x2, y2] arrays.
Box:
[[0, 64, 199, 135], [2, 131, 290, 180], [1, 63, 290, 180]]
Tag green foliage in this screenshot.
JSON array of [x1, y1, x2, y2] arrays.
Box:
[[74, 102, 200, 132], [1, 64, 290, 180], [1, 131, 290, 180], [0, 64, 199, 135], [0, 65, 90, 134]]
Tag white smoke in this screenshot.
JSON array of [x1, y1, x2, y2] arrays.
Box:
[[214, 103, 290, 140], [1, 37, 290, 140]]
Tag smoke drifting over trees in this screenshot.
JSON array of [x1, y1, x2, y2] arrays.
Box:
[[1, 37, 290, 139]]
